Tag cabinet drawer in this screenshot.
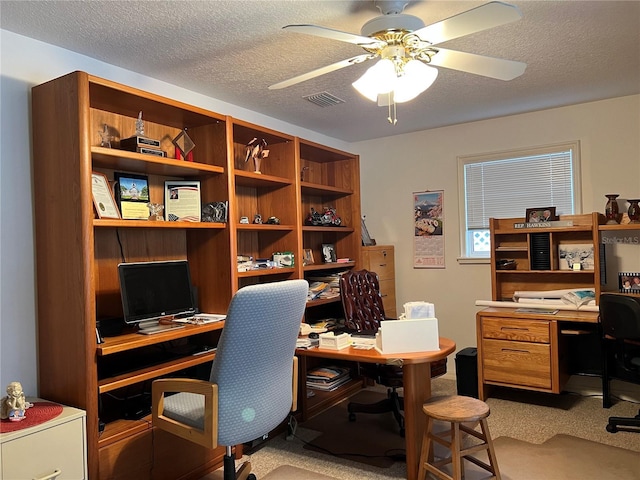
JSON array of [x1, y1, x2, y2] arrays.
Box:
[[482, 338, 552, 389], [482, 317, 550, 343], [1, 417, 86, 480], [364, 248, 395, 280], [378, 279, 397, 318]]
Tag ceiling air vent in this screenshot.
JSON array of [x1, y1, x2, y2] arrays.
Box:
[[303, 92, 345, 107]]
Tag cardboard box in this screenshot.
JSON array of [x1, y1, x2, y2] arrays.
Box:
[[375, 318, 439, 354]]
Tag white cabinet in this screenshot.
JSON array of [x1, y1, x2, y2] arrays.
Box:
[[0, 401, 87, 480]]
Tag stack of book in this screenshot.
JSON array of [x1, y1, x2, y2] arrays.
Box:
[[307, 273, 342, 300], [306, 365, 351, 391]]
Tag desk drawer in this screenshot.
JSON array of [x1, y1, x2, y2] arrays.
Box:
[[482, 317, 550, 343], [482, 338, 552, 389], [1, 417, 86, 479]]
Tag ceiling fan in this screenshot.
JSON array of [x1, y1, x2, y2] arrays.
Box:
[[269, 0, 526, 108]]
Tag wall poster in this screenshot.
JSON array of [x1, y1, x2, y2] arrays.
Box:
[[413, 190, 445, 268]]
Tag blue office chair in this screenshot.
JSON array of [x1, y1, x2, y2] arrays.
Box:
[[152, 279, 309, 480]]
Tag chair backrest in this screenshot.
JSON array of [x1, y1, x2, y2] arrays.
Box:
[[340, 269, 386, 332], [599, 293, 640, 340], [210, 279, 308, 445]]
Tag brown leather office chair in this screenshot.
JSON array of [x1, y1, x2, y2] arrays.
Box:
[[340, 269, 446, 437], [599, 293, 640, 433]]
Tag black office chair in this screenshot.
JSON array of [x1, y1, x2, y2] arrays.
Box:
[[599, 293, 640, 433], [340, 269, 446, 437]]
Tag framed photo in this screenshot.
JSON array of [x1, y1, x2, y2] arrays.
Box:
[[558, 243, 594, 270], [321, 243, 337, 263], [303, 248, 315, 266], [618, 272, 640, 292], [165, 180, 201, 222], [361, 216, 376, 246], [114, 172, 150, 220], [91, 172, 120, 219], [525, 207, 557, 223]]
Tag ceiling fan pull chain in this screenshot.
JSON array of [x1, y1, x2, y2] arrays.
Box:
[[387, 93, 398, 125]]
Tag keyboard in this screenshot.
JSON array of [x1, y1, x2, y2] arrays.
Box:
[[138, 323, 186, 335]]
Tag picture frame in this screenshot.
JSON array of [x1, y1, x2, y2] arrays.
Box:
[[303, 248, 315, 266], [618, 272, 640, 292], [525, 206, 557, 223], [114, 172, 150, 220], [558, 243, 594, 270], [91, 172, 120, 219], [164, 180, 201, 222], [361, 216, 376, 246], [321, 243, 337, 263]]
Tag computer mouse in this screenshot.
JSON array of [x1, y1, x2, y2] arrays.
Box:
[[309, 332, 319, 339]]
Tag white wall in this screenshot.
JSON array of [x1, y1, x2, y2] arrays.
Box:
[[2, 28, 638, 396], [0, 30, 350, 396], [355, 95, 640, 355]]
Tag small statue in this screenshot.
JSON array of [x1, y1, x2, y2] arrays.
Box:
[[135, 111, 145, 137], [99, 123, 111, 148], [244, 138, 269, 174], [147, 203, 164, 221], [1, 381, 33, 421]]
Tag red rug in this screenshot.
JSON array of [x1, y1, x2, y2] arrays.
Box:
[[0, 401, 63, 433]]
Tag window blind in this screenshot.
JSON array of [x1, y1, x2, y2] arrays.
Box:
[[464, 150, 575, 229]]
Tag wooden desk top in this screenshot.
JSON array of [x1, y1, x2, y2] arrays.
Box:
[[296, 337, 456, 365], [478, 307, 600, 324]]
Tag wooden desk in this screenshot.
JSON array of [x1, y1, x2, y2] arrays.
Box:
[[476, 307, 600, 400], [297, 337, 456, 480]]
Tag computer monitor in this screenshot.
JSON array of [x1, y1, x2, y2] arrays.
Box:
[[118, 260, 196, 328]]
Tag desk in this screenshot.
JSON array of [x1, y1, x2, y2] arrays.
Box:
[[476, 307, 600, 400], [297, 337, 456, 480]]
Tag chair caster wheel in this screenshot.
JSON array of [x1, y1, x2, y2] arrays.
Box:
[[247, 474, 257, 480], [606, 424, 617, 433], [349, 413, 356, 422]]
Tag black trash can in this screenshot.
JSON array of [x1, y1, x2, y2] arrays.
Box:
[[455, 347, 479, 398]]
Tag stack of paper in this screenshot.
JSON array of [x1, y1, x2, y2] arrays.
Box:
[[306, 365, 351, 391]]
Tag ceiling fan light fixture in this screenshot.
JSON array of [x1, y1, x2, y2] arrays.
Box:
[[352, 58, 396, 101], [393, 60, 438, 103]]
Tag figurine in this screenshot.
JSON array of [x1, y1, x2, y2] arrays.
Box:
[[147, 203, 164, 221], [244, 137, 269, 174], [135, 111, 145, 137], [99, 123, 111, 148], [1, 381, 33, 421], [253, 214, 262, 224]]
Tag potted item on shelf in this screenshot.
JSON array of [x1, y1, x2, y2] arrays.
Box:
[[627, 199, 640, 223], [605, 194, 621, 224]]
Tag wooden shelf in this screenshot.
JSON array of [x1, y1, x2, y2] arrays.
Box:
[[98, 351, 216, 393], [237, 267, 296, 278], [94, 219, 226, 229], [304, 262, 355, 271], [304, 378, 363, 419], [97, 322, 225, 356], [302, 226, 355, 233], [306, 297, 341, 308], [301, 182, 352, 196], [236, 223, 295, 231], [234, 170, 292, 188], [92, 147, 224, 176], [599, 223, 640, 231]]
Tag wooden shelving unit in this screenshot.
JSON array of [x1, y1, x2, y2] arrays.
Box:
[[32, 71, 363, 480]]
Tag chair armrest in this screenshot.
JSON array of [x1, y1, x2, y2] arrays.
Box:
[[292, 356, 298, 412], [152, 378, 218, 449]]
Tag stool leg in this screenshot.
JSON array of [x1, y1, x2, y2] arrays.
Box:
[[418, 416, 434, 480], [451, 422, 463, 480], [480, 418, 501, 480]]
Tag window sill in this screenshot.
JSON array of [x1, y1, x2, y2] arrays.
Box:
[[457, 257, 490, 265]]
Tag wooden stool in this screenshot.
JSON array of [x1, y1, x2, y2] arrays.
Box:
[[418, 395, 500, 480]]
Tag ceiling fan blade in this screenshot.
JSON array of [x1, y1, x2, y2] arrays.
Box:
[[429, 48, 526, 80], [283, 24, 385, 49], [412, 1, 522, 45], [268, 54, 376, 90]]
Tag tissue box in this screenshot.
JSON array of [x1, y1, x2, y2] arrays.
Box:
[[319, 332, 351, 350], [375, 318, 439, 354]]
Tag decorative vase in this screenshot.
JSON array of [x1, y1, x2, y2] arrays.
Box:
[[628, 199, 640, 223], [605, 194, 620, 224]]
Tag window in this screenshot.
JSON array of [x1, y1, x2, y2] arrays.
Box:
[[458, 142, 581, 259]]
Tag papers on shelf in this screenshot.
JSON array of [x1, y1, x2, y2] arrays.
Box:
[[306, 365, 351, 391]]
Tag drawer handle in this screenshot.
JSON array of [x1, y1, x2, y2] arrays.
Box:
[[381, 294, 388, 298], [500, 327, 530, 332], [501, 348, 530, 354], [34, 470, 62, 480], [378, 263, 387, 267]]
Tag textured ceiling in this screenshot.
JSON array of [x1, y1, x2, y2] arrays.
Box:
[[2, 1, 639, 142]]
